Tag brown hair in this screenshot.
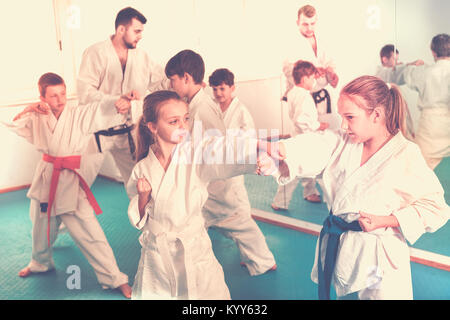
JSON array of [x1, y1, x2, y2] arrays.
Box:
[[430, 33, 450, 58], [379, 44, 399, 64], [115, 7, 147, 30], [298, 5, 316, 19], [340, 75, 414, 140], [165, 49, 205, 85], [292, 60, 317, 85], [136, 90, 184, 161], [209, 68, 235, 87], [38, 72, 66, 97]]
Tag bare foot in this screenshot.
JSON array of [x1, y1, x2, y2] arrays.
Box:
[[241, 262, 277, 274], [305, 194, 321, 203], [18, 266, 33, 278], [119, 283, 132, 299], [271, 204, 288, 211]]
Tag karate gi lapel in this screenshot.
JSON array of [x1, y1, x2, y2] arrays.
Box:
[[151, 145, 180, 222], [107, 38, 126, 94], [332, 133, 407, 212], [122, 48, 134, 94], [47, 108, 70, 154]]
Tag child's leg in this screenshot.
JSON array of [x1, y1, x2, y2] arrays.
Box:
[[59, 198, 129, 291], [215, 212, 276, 276], [20, 200, 62, 277], [109, 144, 135, 193], [301, 177, 321, 202], [271, 177, 301, 210]]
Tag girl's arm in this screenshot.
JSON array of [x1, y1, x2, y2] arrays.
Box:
[[358, 211, 400, 232], [261, 131, 340, 184], [359, 147, 449, 243], [137, 178, 152, 222]]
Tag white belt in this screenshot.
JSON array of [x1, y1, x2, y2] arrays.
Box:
[[144, 214, 205, 299]]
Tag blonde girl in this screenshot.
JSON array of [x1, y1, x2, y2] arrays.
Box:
[[260, 75, 449, 299], [127, 91, 259, 299]]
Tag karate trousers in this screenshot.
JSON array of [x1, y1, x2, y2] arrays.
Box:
[[203, 179, 276, 276], [27, 198, 129, 289]]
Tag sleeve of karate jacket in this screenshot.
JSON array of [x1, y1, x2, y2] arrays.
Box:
[[402, 64, 427, 94], [281, 130, 340, 181], [195, 135, 258, 183], [146, 58, 171, 93], [392, 144, 450, 244], [126, 161, 150, 230], [4, 112, 37, 145], [74, 97, 127, 134]]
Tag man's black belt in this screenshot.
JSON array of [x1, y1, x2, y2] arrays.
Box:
[[94, 124, 136, 160], [312, 89, 332, 113]]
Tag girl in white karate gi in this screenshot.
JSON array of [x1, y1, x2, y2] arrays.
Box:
[[259, 75, 449, 299], [8, 73, 133, 298], [127, 91, 260, 300]]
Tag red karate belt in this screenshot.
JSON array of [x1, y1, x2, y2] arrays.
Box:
[[42, 154, 102, 247]]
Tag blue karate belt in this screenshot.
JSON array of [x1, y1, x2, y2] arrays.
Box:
[[318, 212, 362, 300]]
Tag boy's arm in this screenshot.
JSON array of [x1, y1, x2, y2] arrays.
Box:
[[402, 64, 427, 93], [3, 102, 50, 144], [13, 102, 50, 121]]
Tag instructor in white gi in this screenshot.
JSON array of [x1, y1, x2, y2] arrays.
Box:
[[77, 7, 169, 190]]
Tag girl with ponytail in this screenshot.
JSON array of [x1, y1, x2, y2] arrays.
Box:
[[260, 75, 449, 300], [126, 90, 261, 300]]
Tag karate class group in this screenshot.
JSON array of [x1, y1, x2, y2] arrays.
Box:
[[5, 4, 449, 300]]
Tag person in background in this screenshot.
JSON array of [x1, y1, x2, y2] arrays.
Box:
[[402, 33, 450, 169], [272, 60, 329, 209]]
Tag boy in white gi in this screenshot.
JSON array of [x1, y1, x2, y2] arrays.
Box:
[[375, 44, 424, 84], [208, 68, 276, 275], [402, 33, 450, 169], [127, 91, 265, 299], [258, 75, 449, 299], [8, 73, 133, 298], [77, 7, 169, 191], [272, 60, 329, 209], [164, 51, 276, 276]]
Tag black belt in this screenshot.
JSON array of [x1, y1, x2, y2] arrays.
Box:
[[94, 124, 136, 160], [318, 211, 362, 300], [312, 89, 332, 113]]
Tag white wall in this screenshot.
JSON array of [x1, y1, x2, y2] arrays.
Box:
[[0, 0, 448, 189]]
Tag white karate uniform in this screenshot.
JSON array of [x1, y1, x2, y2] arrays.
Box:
[[77, 36, 170, 186], [375, 64, 407, 85], [202, 97, 276, 276], [402, 59, 450, 169], [6, 98, 130, 289], [127, 135, 258, 299], [282, 31, 336, 117], [272, 86, 321, 209], [277, 130, 449, 299]]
